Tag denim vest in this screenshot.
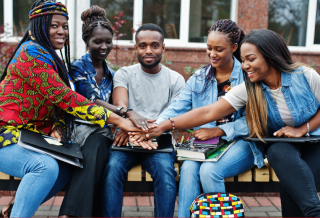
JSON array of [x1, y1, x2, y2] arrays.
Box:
[[261, 67, 320, 135]]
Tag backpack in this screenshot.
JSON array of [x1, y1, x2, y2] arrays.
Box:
[[190, 192, 245, 217]]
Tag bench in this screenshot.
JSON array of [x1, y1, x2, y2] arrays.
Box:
[[0, 130, 314, 193]]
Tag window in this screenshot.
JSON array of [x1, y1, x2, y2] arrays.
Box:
[[189, 0, 231, 43], [314, 0, 320, 44], [91, 0, 134, 40], [268, 0, 309, 46], [12, 0, 33, 36], [142, 0, 181, 39], [0, 0, 3, 34]]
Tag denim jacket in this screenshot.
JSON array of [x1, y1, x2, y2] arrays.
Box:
[[70, 53, 115, 103], [262, 67, 320, 135], [156, 57, 265, 168]]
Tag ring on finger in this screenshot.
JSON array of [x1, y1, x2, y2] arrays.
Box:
[[142, 122, 145, 124]]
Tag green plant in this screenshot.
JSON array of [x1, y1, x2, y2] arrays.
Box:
[[184, 65, 206, 76]]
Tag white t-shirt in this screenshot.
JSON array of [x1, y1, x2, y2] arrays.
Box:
[[223, 67, 320, 126]]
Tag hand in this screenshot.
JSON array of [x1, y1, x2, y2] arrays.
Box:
[[192, 127, 226, 141], [129, 133, 158, 150], [126, 111, 156, 130], [50, 127, 62, 142], [273, 126, 307, 138], [144, 126, 164, 139], [113, 129, 129, 147], [117, 118, 143, 132]]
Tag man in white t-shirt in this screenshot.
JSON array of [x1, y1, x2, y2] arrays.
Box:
[[102, 23, 185, 217]]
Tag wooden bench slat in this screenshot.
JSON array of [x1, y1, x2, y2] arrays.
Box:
[[0, 172, 10, 180], [253, 166, 270, 182], [224, 177, 234, 182], [127, 164, 142, 181], [238, 169, 253, 182]]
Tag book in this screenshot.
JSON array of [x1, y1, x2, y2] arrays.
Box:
[[176, 137, 226, 160], [177, 140, 236, 162], [18, 130, 83, 168], [193, 137, 220, 148]]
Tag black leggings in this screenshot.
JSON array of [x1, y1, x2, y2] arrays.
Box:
[[267, 142, 320, 217], [59, 133, 111, 217]]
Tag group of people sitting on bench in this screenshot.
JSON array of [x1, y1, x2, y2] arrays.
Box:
[[0, 0, 319, 217]]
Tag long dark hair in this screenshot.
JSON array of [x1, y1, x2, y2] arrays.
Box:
[[1, 0, 74, 141], [196, 19, 245, 96], [241, 29, 304, 140]]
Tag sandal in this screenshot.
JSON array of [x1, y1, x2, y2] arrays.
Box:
[[0, 203, 13, 217]]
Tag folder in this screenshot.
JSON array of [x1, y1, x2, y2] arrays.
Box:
[[244, 136, 320, 143], [112, 133, 173, 153], [18, 130, 83, 168]]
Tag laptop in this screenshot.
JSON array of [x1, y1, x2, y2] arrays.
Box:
[[244, 136, 320, 143], [18, 130, 83, 168], [112, 133, 173, 153]]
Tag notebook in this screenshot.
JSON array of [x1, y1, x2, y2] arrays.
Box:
[[244, 136, 320, 143], [18, 130, 83, 168], [112, 133, 173, 153], [177, 140, 236, 162]]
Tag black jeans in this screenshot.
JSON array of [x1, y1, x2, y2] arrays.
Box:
[[59, 133, 111, 217], [267, 142, 320, 217]]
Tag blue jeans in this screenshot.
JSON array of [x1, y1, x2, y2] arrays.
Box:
[[0, 144, 72, 217], [267, 142, 320, 217], [178, 140, 255, 217], [102, 146, 177, 217]]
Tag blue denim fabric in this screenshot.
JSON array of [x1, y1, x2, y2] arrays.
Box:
[[156, 58, 264, 167], [178, 140, 255, 217], [102, 146, 177, 217], [70, 53, 115, 102], [262, 67, 320, 134], [0, 144, 72, 217]]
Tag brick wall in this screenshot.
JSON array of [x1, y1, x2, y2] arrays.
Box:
[[108, 0, 320, 78]]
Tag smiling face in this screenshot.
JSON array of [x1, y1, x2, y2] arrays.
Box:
[[206, 31, 237, 68], [49, 15, 69, 50], [86, 26, 113, 62], [240, 42, 271, 83], [135, 30, 164, 69]]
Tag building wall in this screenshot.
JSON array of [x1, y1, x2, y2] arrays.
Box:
[[107, 0, 320, 78]]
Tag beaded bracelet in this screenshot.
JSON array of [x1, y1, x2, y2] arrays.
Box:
[[168, 117, 175, 130]]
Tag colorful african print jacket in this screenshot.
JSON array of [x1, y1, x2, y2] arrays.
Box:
[[0, 41, 112, 148]]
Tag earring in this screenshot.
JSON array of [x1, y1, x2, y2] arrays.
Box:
[[29, 30, 35, 41]]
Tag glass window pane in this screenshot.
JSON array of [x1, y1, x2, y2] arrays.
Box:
[[189, 0, 231, 43], [13, 0, 33, 36], [268, 0, 309, 46], [0, 0, 3, 34], [143, 0, 181, 39], [315, 0, 320, 44], [91, 0, 134, 40]]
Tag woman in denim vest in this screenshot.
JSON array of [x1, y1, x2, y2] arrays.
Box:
[[144, 29, 320, 217], [154, 20, 264, 217]]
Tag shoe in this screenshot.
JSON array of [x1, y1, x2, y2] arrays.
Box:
[[0, 203, 13, 217]]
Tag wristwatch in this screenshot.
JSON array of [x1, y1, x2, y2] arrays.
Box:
[[123, 108, 133, 117], [116, 107, 124, 116]]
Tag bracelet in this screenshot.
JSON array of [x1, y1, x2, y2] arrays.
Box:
[[123, 108, 133, 117], [168, 117, 175, 130], [116, 107, 124, 116], [306, 121, 310, 137]]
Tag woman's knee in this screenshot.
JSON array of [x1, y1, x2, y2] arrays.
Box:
[[199, 163, 223, 182], [34, 155, 60, 180], [267, 143, 292, 166]]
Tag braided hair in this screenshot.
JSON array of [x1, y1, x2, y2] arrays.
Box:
[[81, 5, 114, 44], [1, 0, 74, 142], [196, 19, 245, 96]]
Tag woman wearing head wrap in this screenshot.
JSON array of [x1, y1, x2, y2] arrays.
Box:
[[0, 1, 138, 217]]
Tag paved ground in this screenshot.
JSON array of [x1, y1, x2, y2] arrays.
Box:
[[0, 195, 282, 217]]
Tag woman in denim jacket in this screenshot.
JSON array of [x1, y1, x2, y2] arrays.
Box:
[[146, 29, 320, 217], [155, 20, 264, 217]]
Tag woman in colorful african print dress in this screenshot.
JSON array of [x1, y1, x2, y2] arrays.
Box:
[[0, 1, 138, 217]]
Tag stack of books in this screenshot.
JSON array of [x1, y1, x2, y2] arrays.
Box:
[[176, 137, 236, 162]]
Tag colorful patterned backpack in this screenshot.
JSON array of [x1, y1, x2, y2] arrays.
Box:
[[190, 193, 245, 218]]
